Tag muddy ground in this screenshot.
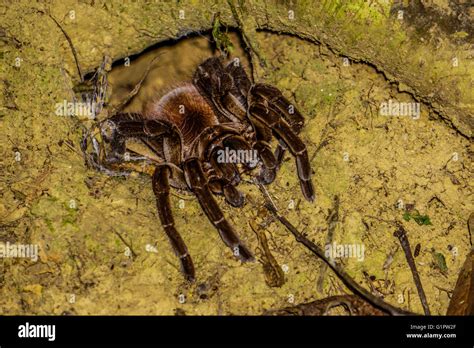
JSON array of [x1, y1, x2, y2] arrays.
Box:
[[0, 1, 472, 315]]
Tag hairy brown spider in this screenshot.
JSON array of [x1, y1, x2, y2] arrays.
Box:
[[83, 57, 314, 282]]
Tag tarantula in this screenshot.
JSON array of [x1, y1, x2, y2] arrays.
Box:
[[84, 56, 314, 281]]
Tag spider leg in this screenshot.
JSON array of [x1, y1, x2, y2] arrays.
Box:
[[104, 113, 184, 164], [208, 178, 245, 207], [222, 62, 286, 182], [243, 114, 278, 184], [193, 60, 281, 184], [207, 144, 247, 207], [209, 148, 241, 185], [204, 137, 248, 207], [224, 63, 305, 169], [222, 182, 245, 207], [252, 140, 277, 184], [273, 139, 287, 167], [250, 83, 307, 169], [249, 101, 315, 202], [222, 135, 257, 169], [190, 125, 249, 206], [152, 166, 195, 282], [224, 60, 252, 101], [250, 84, 305, 133], [102, 114, 197, 279], [183, 158, 253, 261], [193, 57, 245, 123], [190, 125, 245, 185]]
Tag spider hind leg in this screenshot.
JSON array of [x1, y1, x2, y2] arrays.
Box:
[[153, 166, 195, 282], [184, 158, 254, 262]]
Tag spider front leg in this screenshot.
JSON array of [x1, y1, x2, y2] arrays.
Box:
[[81, 126, 154, 177], [152, 166, 195, 281], [248, 89, 315, 202], [194, 127, 253, 207], [207, 177, 245, 208], [250, 84, 305, 133], [243, 113, 279, 184], [249, 83, 308, 172], [206, 133, 260, 207], [183, 158, 254, 262], [252, 139, 278, 184], [224, 62, 305, 170]]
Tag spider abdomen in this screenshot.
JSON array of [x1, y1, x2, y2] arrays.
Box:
[[144, 83, 219, 147]]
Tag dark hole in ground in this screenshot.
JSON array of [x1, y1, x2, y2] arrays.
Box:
[[80, 29, 251, 117]]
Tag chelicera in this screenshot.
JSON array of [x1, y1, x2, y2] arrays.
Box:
[[83, 56, 314, 282]]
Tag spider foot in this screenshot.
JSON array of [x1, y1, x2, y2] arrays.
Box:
[[223, 184, 245, 207], [256, 167, 276, 185], [179, 253, 196, 282]]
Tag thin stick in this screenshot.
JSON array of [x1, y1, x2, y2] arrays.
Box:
[[257, 183, 413, 316], [227, 0, 266, 82], [112, 228, 137, 259], [317, 195, 339, 292], [393, 225, 431, 315], [47, 13, 84, 82]]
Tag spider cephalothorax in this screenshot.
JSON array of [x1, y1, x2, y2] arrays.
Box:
[[84, 56, 314, 281]]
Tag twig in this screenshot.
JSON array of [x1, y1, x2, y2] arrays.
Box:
[[264, 294, 386, 316], [62, 139, 82, 157], [46, 12, 84, 82], [393, 225, 431, 315], [317, 195, 339, 292], [112, 228, 137, 259], [227, 0, 266, 81], [310, 138, 330, 163], [257, 183, 413, 316], [365, 214, 399, 227], [366, 215, 431, 315]]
